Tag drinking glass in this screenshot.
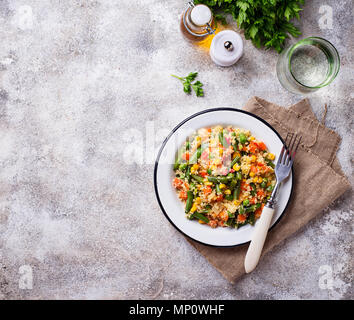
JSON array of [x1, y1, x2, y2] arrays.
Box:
[[276, 37, 340, 94]]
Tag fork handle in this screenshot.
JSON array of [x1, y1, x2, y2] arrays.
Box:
[[244, 206, 274, 273]]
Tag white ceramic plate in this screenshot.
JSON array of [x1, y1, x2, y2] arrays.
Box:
[[154, 108, 293, 247]]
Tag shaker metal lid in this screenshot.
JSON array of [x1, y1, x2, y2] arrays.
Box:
[[190, 4, 212, 26], [210, 30, 243, 67]]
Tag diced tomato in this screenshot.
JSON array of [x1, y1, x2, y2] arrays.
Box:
[[208, 220, 218, 228], [241, 181, 250, 191], [204, 186, 212, 195], [250, 166, 258, 173], [237, 214, 247, 223], [257, 162, 265, 167], [250, 197, 257, 204], [257, 190, 265, 198], [258, 142, 267, 151], [172, 178, 183, 189], [219, 211, 229, 222], [249, 141, 258, 153], [184, 182, 189, 191], [200, 171, 207, 177], [216, 194, 224, 201], [181, 152, 190, 161], [179, 190, 188, 200]]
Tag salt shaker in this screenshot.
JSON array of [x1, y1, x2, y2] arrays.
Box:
[[209, 30, 243, 67]]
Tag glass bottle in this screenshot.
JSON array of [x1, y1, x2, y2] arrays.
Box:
[[180, 2, 215, 42]]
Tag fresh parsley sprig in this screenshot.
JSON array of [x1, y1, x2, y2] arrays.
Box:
[[171, 72, 204, 97]]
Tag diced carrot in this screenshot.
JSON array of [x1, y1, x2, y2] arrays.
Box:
[[249, 141, 258, 153], [182, 152, 190, 161], [173, 178, 183, 189], [258, 142, 267, 151], [241, 181, 250, 191], [200, 171, 207, 177], [237, 214, 247, 223], [179, 190, 188, 200], [208, 220, 217, 228], [204, 186, 212, 195], [216, 194, 224, 201], [250, 166, 258, 173], [219, 211, 229, 222], [257, 190, 265, 198], [207, 128, 212, 133]]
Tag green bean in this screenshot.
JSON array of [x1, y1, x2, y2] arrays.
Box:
[[179, 163, 187, 171], [261, 181, 267, 189], [236, 222, 247, 229], [207, 168, 212, 175], [236, 171, 242, 180], [267, 185, 274, 192], [207, 176, 231, 184], [229, 178, 237, 190], [226, 218, 236, 227], [243, 199, 250, 206], [207, 176, 219, 183], [230, 156, 240, 168], [189, 143, 207, 164], [191, 174, 204, 184], [239, 133, 247, 144], [185, 191, 193, 213], [191, 212, 209, 223], [239, 204, 245, 214], [218, 131, 228, 148], [185, 140, 190, 150], [217, 176, 230, 184], [216, 184, 222, 195], [247, 213, 256, 225], [245, 204, 259, 213], [227, 173, 234, 179], [186, 165, 191, 183], [233, 181, 241, 200], [250, 183, 256, 196], [266, 159, 275, 168], [173, 143, 188, 170]]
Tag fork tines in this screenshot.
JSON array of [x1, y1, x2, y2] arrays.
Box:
[[278, 133, 302, 166]]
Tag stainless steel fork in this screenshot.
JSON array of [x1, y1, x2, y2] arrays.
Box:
[[244, 133, 302, 273]]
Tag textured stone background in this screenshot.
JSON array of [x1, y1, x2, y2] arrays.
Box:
[[0, 0, 352, 299]]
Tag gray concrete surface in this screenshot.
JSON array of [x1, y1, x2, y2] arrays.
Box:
[[0, 0, 352, 299]]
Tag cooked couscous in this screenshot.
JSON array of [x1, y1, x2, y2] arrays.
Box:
[[173, 125, 276, 229]]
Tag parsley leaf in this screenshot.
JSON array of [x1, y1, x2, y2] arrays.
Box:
[[171, 73, 205, 97], [191, 81, 204, 97]]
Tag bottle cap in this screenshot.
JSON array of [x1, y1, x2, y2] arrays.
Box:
[[190, 4, 212, 26], [210, 30, 243, 67]]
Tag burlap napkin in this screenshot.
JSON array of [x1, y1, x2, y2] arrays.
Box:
[[188, 96, 351, 283]]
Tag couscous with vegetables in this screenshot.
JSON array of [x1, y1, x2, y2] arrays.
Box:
[[173, 125, 276, 229]]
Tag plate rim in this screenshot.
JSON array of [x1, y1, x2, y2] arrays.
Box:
[[154, 107, 294, 248]]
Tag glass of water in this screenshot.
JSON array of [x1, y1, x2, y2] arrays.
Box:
[[276, 37, 340, 94]]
